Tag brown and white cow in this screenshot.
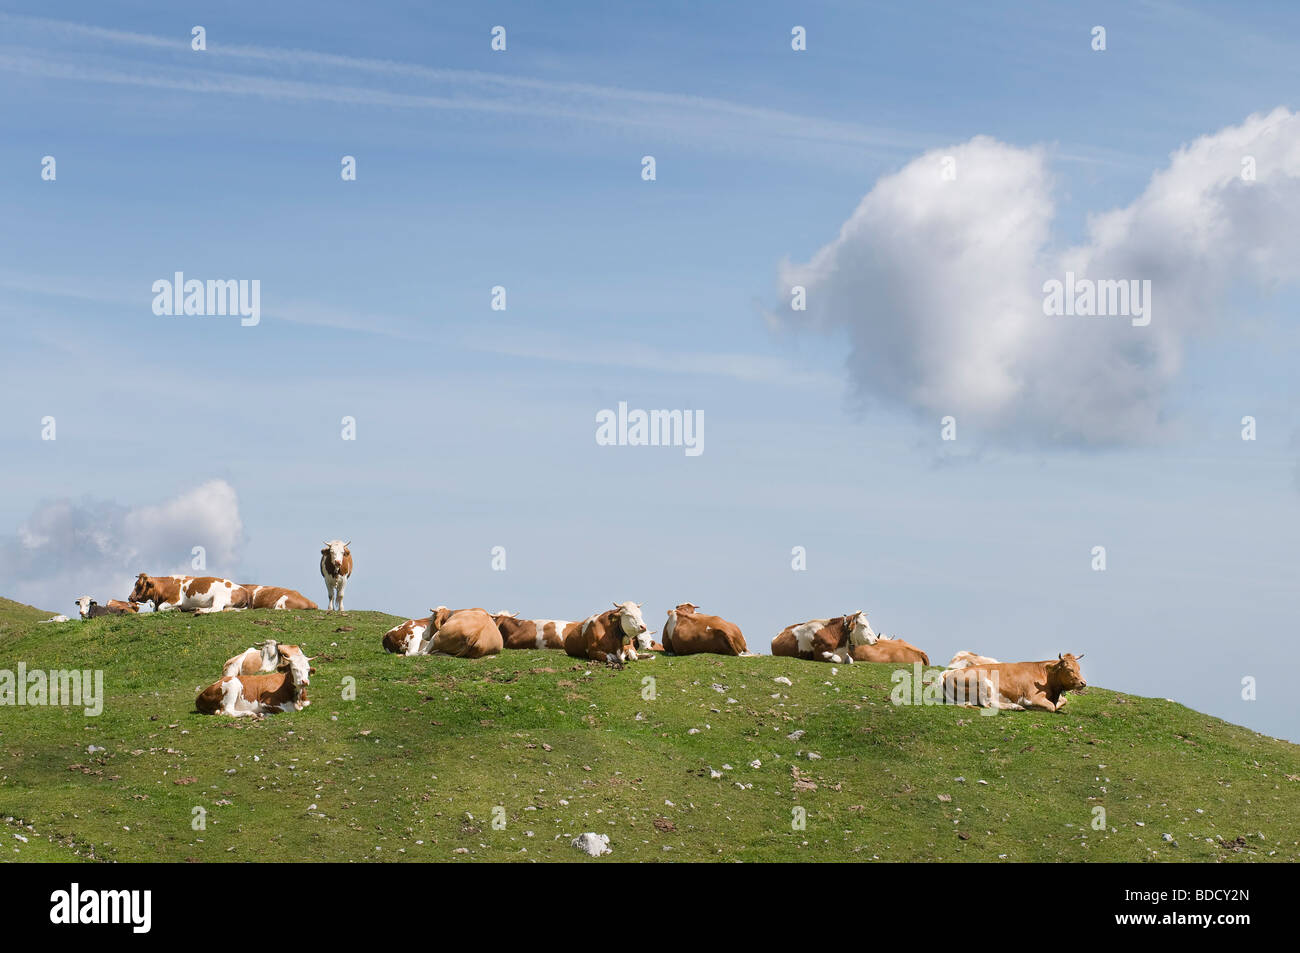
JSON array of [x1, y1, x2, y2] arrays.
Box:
[[382, 615, 432, 655], [492, 612, 572, 650], [196, 644, 315, 717], [420, 607, 503, 659], [222, 640, 304, 677], [563, 602, 651, 663], [233, 585, 318, 610], [106, 599, 140, 613], [770, 610, 877, 663], [661, 603, 749, 656], [848, 635, 930, 664], [945, 650, 999, 671], [320, 540, 353, 611], [129, 574, 242, 613], [939, 653, 1087, 712]]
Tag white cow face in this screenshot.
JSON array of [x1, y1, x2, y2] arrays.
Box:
[[322, 539, 348, 568], [615, 602, 650, 648], [846, 611, 877, 646], [74, 596, 92, 619], [280, 646, 312, 685]]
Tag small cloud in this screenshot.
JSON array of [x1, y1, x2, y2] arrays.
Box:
[[0, 479, 244, 610]]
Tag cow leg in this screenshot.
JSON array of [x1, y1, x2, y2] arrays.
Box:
[[1022, 694, 1057, 712], [335, 580, 346, 612]]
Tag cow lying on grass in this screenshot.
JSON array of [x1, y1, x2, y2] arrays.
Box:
[[420, 607, 503, 658], [848, 635, 929, 664], [771, 611, 877, 662], [232, 585, 318, 610], [492, 612, 573, 650], [939, 653, 1086, 712], [382, 615, 432, 655], [946, 650, 999, 670], [129, 574, 243, 613], [196, 644, 314, 716], [74, 597, 137, 619], [661, 603, 749, 656], [564, 602, 651, 663], [222, 640, 303, 677]]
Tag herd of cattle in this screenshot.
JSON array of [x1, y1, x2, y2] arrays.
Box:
[[58, 539, 1090, 717]]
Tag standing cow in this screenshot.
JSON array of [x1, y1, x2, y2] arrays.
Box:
[[320, 540, 353, 611], [661, 603, 748, 656], [771, 611, 877, 663], [563, 602, 652, 663]]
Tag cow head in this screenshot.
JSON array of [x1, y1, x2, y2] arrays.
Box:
[[1050, 653, 1087, 691], [74, 596, 93, 619], [277, 645, 313, 687], [430, 606, 453, 630], [612, 601, 651, 653], [321, 540, 351, 571], [129, 573, 155, 604], [675, 602, 699, 614], [844, 610, 877, 646]]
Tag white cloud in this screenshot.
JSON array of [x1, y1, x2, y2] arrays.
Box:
[[779, 108, 1300, 446], [0, 480, 244, 612]]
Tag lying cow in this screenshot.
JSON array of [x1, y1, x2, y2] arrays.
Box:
[[564, 602, 652, 663], [946, 650, 999, 670], [196, 644, 314, 717], [848, 635, 929, 664], [129, 574, 243, 613], [233, 585, 318, 610], [74, 597, 134, 619], [106, 599, 140, 613], [420, 607, 503, 659], [320, 540, 353, 611], [661, 603, 749, 656], [382, 615, 432, 655], [223, 639, 301, 677], [492, 612, 573, 650], [771, 611, 876, 663], [939, 653, 1087, 712]]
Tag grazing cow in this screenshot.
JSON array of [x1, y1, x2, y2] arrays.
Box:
[[419, 607, 503, 658], [564, 602, 651, 663], [848, 635, 930, 664], [382, 615, 432, 656], [128, 574, 242, 613], [946, 650, 999, 671], [492, 612, 572, 650], [320, 540, 353, 611], [771, 611, 877, 663], [74, 597, 132, 619], [939, 653, 1087, 712], [661, 603, 748, 656], [223, 640, 301, 677], [106, 599, 140, 613], [233, 585, 318, 610], [196, 645, 314, 717]]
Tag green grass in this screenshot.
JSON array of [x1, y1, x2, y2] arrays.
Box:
[[1, 601, 1297, 862]]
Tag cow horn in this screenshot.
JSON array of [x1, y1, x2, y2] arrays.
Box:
[[344, 540, 351, 547], [636, 602, 643, 607], [1075, 653, 1085, 660], [612, 601, 621, 609]]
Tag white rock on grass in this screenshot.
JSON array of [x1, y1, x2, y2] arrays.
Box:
[[774, 676, 793, 686], [571, 832, 611, 857]]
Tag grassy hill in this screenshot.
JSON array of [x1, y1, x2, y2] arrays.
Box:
[[1, 600, 1297, 862]]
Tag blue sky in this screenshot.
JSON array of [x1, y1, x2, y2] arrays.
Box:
[[1, 1, 1298, 742]]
